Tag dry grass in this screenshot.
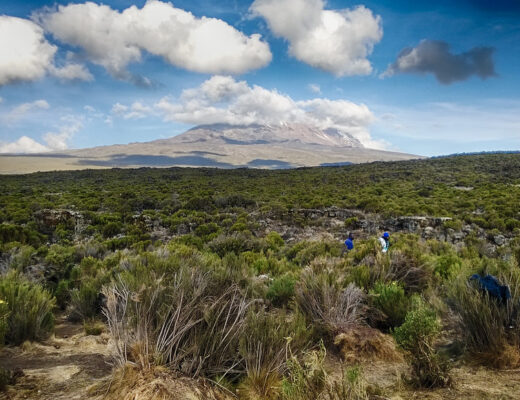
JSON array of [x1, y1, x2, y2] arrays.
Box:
[[96, 365, 233, 400], [334, 326, 403, 364]]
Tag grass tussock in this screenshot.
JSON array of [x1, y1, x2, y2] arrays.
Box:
[[334, 326, 403, 363]]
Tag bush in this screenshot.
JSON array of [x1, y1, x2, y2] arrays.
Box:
[[370, 281, 410, 330], [84, 318, 105, 336], [69, 280, 102, 321], [266, 273, 296, 307], [0, 271, 55, 345], [393, 299, 451, 388], [448, 269, 520, 368], [238, 309, 312, 399], [295, 269, 365, 338], [0, 299, 9, 347], [54, 279, 70, 310]]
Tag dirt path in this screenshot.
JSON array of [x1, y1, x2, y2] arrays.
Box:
[[0, 316, 113, 400]]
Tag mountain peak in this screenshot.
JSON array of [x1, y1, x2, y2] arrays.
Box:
[[179, 122, 364, 148]]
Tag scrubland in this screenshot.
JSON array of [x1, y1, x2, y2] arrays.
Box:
[[1, 153, 520, 399]]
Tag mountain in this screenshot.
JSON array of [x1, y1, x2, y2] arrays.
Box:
[[0, 123, 422, 174]]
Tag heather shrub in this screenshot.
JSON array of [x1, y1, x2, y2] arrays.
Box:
[[69, 279, 102, 321], [0, 299, 9, 346], [266, 273, 297, 307], [393, 299, 451, 388], [370, 281, 410, 330], [0, 271, 55, 345]]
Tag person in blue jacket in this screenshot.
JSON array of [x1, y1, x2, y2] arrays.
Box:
[[343, 232, 354, 255]]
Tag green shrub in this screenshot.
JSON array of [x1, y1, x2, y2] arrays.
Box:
[[69, 280, 101, 321], [393, 299, 451, 388], [84, 318, 105, 336], [54, 279, 70, 310], [266, 273, 296, 307], [345, 265, 370, 290], [370, 281, 410, 330], [238, 309, 312, 399], [265, 231, 285, 251], [0, 299, 9, 347], [0, 272, 55, 345]]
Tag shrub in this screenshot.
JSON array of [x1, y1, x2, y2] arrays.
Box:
[[0, 299, 9, 347], [370, 281, 410, 330], [54, 279, 70, 310], [84, 318, 105, 336], [0, 271, 55, 345], [69, 280, 102, 321], [266, 273, 296, 307], [322, 366, 370, 400], [295, 269, 365, 338], [345, 265, 370, 290], [448, 270, 520, 368], [281, 344, 327, 400], [238, 309, 312, 399], [393, 299, 451, 388], [207, 232, 262, 257]]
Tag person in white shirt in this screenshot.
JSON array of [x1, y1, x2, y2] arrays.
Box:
[[379, 232, 390, 253]]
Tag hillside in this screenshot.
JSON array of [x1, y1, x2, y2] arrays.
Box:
[[1, 153, 520, 399], [0, 123, 420, 174]]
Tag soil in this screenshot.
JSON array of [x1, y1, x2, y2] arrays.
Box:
[[1, 317, 520, 399]]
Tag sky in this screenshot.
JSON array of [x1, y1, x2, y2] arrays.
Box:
[[0, 0, 519, 156]]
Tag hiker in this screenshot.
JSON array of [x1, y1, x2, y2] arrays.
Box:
[[469, 273, 511, 305], [378, 232, 390, 253], [342, 232, 354, 255]]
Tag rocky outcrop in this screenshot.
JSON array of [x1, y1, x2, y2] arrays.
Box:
[[34, 209, 85, 236]]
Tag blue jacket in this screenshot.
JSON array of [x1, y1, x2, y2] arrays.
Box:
[[344, 238, 354, 250]]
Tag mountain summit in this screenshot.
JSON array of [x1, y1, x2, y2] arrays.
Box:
[[0, 123, 421, 173], [175, 123, 364, 148]]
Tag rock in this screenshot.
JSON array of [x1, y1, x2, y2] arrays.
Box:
[[422, 226, 436, 239], [494, 235, 506, 246]]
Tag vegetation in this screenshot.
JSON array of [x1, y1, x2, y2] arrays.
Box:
[[1, 153, 520, 396]]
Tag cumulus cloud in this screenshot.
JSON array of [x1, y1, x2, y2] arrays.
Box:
[[0, 15, 92, 86], [1, 100, 50, 124], [111, 101, 154, 119], [383, 40, 496, 84], [0, 136, 50, 154], [0, 116, 83, 154], [35, 0, 272, 80], [250, 0, 382, 76], [43, 117, 83, 150], [151, 75, 382, 148]]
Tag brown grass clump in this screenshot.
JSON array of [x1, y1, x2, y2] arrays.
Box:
[[474, 344, 520, 369], [334, 326, 403, 364], [100, 365, 233, 400]]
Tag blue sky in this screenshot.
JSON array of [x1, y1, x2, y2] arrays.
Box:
[[0, 0, 519, 156]]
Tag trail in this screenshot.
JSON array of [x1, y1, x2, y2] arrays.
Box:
[[0, 316, 112, 400]]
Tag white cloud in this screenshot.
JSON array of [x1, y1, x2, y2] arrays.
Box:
[[2, 100, 50, 124], [48, 63, 94, 81], [250, 0, 382, 76], [308, 84, 321, 94], [0, 16, 56, 85], [0, 115, 83, 154], [0, 15, 92, 86], [35, 0, 272, 79], [152, 75, 382, 148], [112, 101, 153, 119], [0, 136, 50, 154], [43, 116, 83, 150]]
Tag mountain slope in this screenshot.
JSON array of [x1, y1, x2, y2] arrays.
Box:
[[0, 123, 422, 174]]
